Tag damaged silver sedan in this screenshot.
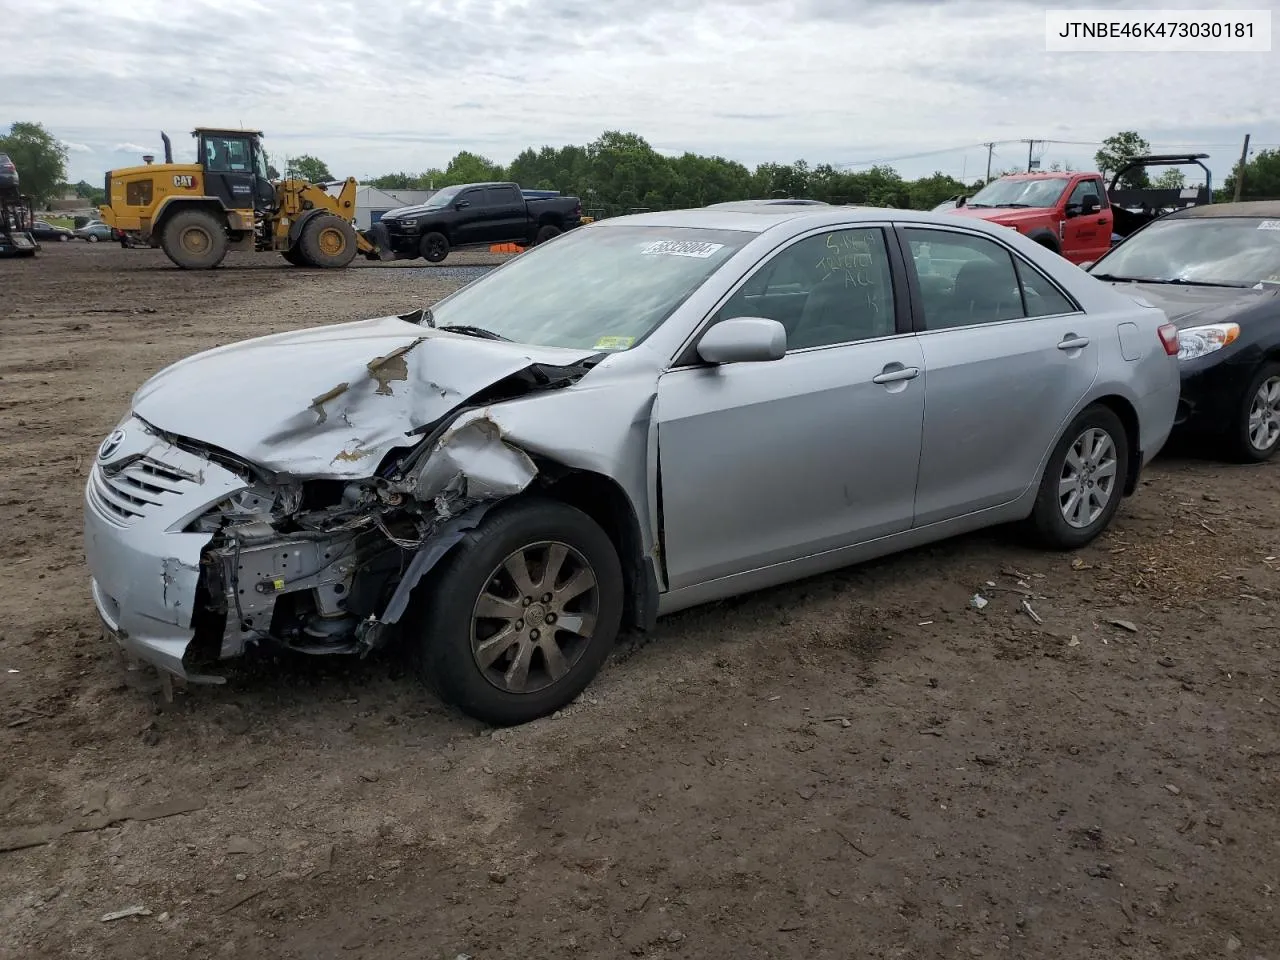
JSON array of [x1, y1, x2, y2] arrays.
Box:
[[85, 204, 1179, 724]]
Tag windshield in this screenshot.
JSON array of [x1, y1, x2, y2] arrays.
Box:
[[427, 225, 752, 350], [967, 177, 1070, 209], [1093, 217, 1280, 287], [422, 186, 463, 209]]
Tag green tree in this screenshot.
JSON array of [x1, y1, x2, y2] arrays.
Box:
[[440, 151, 505, 185], [1094, 131, 1151, 188], [1220, 148, 1280, 201], [72, 178, 105, 205], [0, 121, 68, 204], [1152, 168, 1186, 189], [289, 154, 333, 182]]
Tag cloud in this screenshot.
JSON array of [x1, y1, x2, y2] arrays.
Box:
[[0, 0, 1273, 186], [61, 140, 92, 153]]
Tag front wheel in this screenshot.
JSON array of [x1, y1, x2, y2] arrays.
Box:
[[1229, 361, 1280, 462], [420, 231, 449, 262], [58, 234, 70, 242], [411, 498, 624, 726], [298, 214, 357, 268], [1026, 404, 1129, 549]]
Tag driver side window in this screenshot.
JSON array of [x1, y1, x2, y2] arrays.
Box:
[[1068, 178, 1105, 209], [717, 228, 898, 351]]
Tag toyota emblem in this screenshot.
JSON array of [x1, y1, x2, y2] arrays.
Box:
[[98, 428, 126, 461]]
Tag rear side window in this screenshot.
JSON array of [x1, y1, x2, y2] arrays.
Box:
[[903, 228, 1079, 328], [488, 186, 521, 204]]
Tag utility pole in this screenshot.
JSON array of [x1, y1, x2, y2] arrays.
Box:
[[1233, 133, 1251, 202], [984, 142, 994, 182], [1026, 139, 1036, 172]]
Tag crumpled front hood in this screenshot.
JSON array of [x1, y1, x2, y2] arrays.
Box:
[[130, 314, 601, 479]]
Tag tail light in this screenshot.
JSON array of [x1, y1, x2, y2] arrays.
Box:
[[574, 202, 582, 216], [1, 160, 14, 172], [1157, 322, 1179, 356]]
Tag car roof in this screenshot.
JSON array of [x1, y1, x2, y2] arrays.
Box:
[[1164, 200, 1280, 219], [592, 204, 1008, 235], [704, 199, 830, 209]]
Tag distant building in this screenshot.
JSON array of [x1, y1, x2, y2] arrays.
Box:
[[354, 186, 436, 230]]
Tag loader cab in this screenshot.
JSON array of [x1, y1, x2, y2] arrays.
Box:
[[193, 128, 275, 214]]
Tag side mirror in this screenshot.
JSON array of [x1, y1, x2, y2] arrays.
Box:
[[696, 317, 787, 364], [1080, 195, 1101, 215]]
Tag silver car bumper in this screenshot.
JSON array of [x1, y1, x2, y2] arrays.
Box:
[[83, 417, 249, 682]]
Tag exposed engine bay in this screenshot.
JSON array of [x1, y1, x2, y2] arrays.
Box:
[[163, 347, 601, 674]]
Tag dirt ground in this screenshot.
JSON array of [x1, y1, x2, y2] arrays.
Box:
[[1, 242, 1278, 960]]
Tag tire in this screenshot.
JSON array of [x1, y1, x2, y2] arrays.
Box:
[[411, 498, 624, 726], [1029, 232, 1060, 255], [1228, 361, 1280, 462], [87, 234, 99, 243], [1026, 404, 1129, 549], [281, 246, 310, 267], [298, 214, 357, 268], [534, 224, 561, 244], [58, 234, 70, 242], [160, 209, 228, 269], [419, 231, 449, 263]]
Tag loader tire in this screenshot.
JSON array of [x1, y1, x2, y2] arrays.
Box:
[[298, 214, 357, 268], [281, 246, 310, 267], [160, 209, 228, 270]]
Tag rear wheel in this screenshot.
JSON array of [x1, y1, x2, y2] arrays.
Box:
[[411, 498, 624, 726], [86, 234, 99, 242], [298, 214, 357, 268], [1026, 404, 1129, 549], [534, 224, 561, 244], [160, 209, 228, 269], [58, 234, 70, 242], [420, 231, 449, 262], [1229, 361, 1280, 462]]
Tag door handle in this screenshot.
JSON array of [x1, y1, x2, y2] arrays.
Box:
[[1057, 335, 1090, 350], [1096, 217, 1108, 224], [872, 365, 920, 384]]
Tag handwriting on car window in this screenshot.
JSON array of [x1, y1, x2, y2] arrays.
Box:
[[816, 232, 877, 286]]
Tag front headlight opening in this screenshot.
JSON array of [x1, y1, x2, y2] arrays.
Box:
[[1177, 323, 1240, 361]]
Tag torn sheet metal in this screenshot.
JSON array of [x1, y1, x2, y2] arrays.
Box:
[[405, 416, 538, 502], [129, 314, 602, 479]]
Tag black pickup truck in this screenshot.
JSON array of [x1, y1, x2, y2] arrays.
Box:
[[369, 181, 584, 262]]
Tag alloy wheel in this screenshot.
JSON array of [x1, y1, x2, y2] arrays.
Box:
[[1058, 427, 1118, 529], [469, 541, 600, 694]]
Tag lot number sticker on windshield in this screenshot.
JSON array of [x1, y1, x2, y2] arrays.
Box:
[[1258, 220, 1280, 230], [594, 335, 635, 350], [640, 240, 725, 258]]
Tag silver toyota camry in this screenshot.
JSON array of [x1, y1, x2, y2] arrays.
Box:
[[84, 204, 1181, 725]]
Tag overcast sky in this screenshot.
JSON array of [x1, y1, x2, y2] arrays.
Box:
[[2, 0, 1275, 186]]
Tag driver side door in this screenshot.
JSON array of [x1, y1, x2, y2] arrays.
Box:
[[1063, 176, 1112, 263], [655, 225, 926, 591]]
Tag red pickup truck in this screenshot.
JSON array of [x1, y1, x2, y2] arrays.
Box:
[[945, 154, 1212, 265]]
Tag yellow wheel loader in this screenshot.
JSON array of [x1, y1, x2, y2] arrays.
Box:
[[99, 128, 388, 270]]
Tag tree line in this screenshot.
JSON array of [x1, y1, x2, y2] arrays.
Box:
[[4, 122, 1278, 211]]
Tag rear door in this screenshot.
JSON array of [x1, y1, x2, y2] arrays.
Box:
[[1062, 176, 1112, 263], [484, 185, 528, 243], [897, 224, 1101, 525]]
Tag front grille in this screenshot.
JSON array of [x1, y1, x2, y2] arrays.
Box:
[[88, 457, 197, 526]]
